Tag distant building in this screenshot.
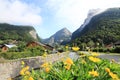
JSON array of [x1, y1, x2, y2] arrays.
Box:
[[1, 44, 17, 52], [26, 41, 54, 51], [44, 44, 54, 51], [114, 41, 120, 46], [26, 41, 42, 47], [105, 43, 113, 49]]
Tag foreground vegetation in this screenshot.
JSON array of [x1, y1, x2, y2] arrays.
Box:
[[18, 51, 120, 80], [0, 46, 46, 60]]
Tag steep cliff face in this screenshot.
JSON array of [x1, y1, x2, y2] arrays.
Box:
[[71, 8, 120, 45], [0, 23, 40, 43], [43, 28, 72, 46], [29, 30, 38, 40], [72, 9, 106, 39]]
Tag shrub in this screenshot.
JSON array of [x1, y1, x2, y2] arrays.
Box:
[[113, 46, 120, 53]]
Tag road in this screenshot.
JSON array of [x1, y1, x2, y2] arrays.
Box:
[[69, 51, 120, 64]]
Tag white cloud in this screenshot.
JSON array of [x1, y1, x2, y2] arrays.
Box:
[[0, 0, 42, 26], [46, 0, 120, 32]]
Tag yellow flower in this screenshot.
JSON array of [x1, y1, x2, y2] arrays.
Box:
[[25, 71, 30, 75], [81, 59, 86, 64], [65, 58, 73, 65], [109, 72, 119, 80], [42, 53, 47, 57], [80, 54, 86, 57], [28, 76, 34, 80], [21, 61, 25, 65], [64, 64, 71, 70], [111, 59, 115, 63], [72, 47, 80, 51], [91, 52, 100, 57], [19, 66, 30, 75], [20, 69, 25, 75], [88, 56, 101, 62], [105, 68, 110, 73], [45, 67, 50, 73], [41, 62, 49, 68], [25, 66, 29, 70], [89, 69, 99, 77], [65, 46, 68, 49]]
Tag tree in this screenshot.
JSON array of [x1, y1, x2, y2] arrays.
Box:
[[87, 40, 95, 48]]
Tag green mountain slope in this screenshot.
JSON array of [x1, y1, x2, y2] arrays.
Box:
[[0, 23, 40, 43], [72, 8, 120, 45]]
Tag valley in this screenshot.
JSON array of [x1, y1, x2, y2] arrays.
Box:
[[0, 7, 120, 80]]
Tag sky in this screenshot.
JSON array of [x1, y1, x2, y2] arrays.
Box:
[[0, 0, 120, 39]]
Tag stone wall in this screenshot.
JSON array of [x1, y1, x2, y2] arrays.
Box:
[[0, 52, 68, 80]]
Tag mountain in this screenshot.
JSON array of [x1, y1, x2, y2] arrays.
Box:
[[43, 28, 72, 46], [72, 9, 106, 39], [72, 8, 120, 45], [0, 23, 40, 43]]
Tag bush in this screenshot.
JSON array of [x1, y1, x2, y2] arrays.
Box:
[[113, 46, 120, 53], [0, 46, 45, 59], [92, 48, 107, 52]]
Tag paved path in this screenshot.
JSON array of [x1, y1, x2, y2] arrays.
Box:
[[99, 54, 120, 63], [69, 51, 120, 63]]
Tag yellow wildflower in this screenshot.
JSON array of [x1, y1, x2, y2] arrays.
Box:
[[65, 58, 73, 65], [81, 59, 86, 64], [28, 76, 34, 80], [41, 62, 49, 68], [72, 47, 80, 51], [21, 61, 25, 65], [45, 67, 50, 73], [111, 59, 115, 63], [80, 54, 86, 57], [25, 71, 30, 75], [20, 69, 25, 75], [64, 64, 71, 70], [88, 56, 101, 62], [89, 69, 99, 77], [42, 53, 47, 57], [91, 52, 100, 57], [24, 66, 29, 70], [65, 46, 68, 49], [105, 68, 110, 73], [19, 66, 30, 75], [109, 72, 119, 80]]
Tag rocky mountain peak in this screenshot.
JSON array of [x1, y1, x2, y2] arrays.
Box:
[[42, 28, 72, 46]]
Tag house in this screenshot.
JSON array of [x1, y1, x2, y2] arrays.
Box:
[[1, 44, 17, 52], [105, 43, 113, 49], [26, 41, 42, 47], [43, 44, 54, 51], [26, 41, 54, 51], [114, 41, 120, 46]]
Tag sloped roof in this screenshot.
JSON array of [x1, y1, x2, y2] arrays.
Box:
[[114, 41, 120, 45], [4, 44, 17, 48]]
